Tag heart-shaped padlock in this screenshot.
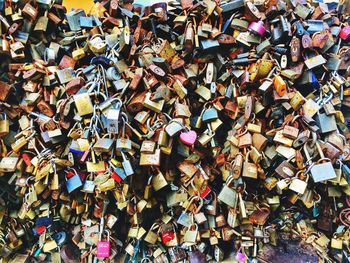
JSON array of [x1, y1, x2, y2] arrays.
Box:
[[179, 130, 197, 146]]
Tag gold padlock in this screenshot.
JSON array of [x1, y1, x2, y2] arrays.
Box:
[[73, 93, 94, 116]]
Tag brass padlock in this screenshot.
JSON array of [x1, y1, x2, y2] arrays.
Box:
[[242, 151, 258, 179], [74, 93, 94, 116], [0, 113, 9, 137]]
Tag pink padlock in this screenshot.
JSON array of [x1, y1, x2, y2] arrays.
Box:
[[248, 20, 266, 36], [235, 248, 247, 263], [179, 129, 197, 146], [339, 25, 350, 40], [97, 230, 111, 258]]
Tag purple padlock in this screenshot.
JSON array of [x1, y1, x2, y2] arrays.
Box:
[[97, 230, 111, 258], [248, 20, 266, 36]]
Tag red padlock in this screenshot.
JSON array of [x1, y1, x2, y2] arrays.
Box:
[[161, 230, 175, 244], [340, 25, 350, 40]]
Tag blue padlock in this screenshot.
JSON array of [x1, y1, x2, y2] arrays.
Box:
[[202, 108, 218, 122], [80, 16, 94, 28], [66, 170, 83, 193]]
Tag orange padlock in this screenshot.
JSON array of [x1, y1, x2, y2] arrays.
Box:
[[273, 75, 286, 97]]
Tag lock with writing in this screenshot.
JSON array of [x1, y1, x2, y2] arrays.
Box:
[[152, 168, 168, 191], [82, 174, 95, 193], [192, 196, 207, 225], [242, 151, 258, 179], [97, 230, 111, 258]]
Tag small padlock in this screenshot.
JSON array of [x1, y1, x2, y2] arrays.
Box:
[[218, 176, 237, 207], [289, 171, 308, 195], [66, 169, 83, 193], [165, 120, 184, 137], [97, 230, 111, 258], [0, 112, 9, 137], [242, 151, 258, 179], [82, 174, 95, 193], [202, 108, 218, 122], [121, 151, 134, 176]]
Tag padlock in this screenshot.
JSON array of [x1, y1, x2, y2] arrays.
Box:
[[97, 230, 111, 258], [289, 171, 308, 195], [202, 108, 218, 122], [0, 112, 9, 137], [248, 20, 266, 36], [275, 159, 296, 178], [242, 151, 258, 179], [82, 174, 95, 193], [73, 93, 94, 116], [23, 1, 38, 20], [152, 169, 168, 191], [309, 142, 337, 183], [183, 223, 198, 243], [249, 206, 270, 225], [121, 151, 134, 176], [165, 120, 184, 137], [144, 223, 159, 244], [315, 112, 337, 133], [273, 75, 287, 97], [34, 11, 49, 32], [66, 169, 83, 193], [0, 156, 19, 172], [218, 176, 237, 208]]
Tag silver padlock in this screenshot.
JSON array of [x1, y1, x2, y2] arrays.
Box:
[[121, 151, 134, 176], [106, 100, 122, 134], [165, 120, 184, 137], [309, 141, 337, 183]]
